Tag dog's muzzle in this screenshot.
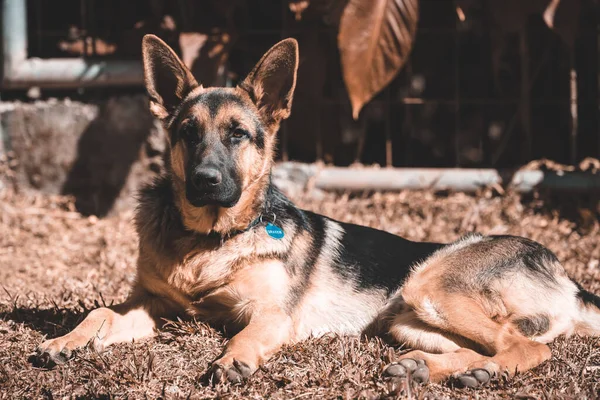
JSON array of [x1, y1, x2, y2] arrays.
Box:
[[186, 165, 241, 208]]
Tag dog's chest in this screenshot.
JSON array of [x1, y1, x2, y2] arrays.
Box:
[[160, 236, 289, 306], [165, 247, 241, 298], [166, 229, 290, 293], [178, 257, 290, 326]]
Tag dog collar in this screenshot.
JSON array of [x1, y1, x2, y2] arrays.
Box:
[[209, 181, 279, 241], [207, 212, 277, 242]]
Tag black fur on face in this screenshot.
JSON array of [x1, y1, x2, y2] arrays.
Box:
[[172, 89, 265, 208]]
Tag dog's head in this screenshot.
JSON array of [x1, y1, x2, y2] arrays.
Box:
[[142, 35, 298, 232]]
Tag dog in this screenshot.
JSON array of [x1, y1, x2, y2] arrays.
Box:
[[35, 35, 600, 388]]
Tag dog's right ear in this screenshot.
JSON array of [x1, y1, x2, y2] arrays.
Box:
[[142, 34, 198, 120]]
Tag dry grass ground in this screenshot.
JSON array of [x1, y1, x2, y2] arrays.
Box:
[[1, 184, 599, 399]]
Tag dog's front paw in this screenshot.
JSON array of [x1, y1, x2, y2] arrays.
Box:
[[209, 358, 255, 384], [30, 337, 77, 368], [31, 333, 97, 369]]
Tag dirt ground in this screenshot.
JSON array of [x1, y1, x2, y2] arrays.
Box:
[[1, 181, 600, 399]]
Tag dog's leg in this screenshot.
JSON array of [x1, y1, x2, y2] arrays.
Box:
[[400, 288, 552, 387], [209, 307, 292, 384], [385, 309, 547, 387], [388, 309, 476, 354], [385, 309, 488, 383], [35, 290, 170, 367], [456, 328, 551, 388]]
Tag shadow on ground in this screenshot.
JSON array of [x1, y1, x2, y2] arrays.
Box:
[[1, 306, 85, 338]]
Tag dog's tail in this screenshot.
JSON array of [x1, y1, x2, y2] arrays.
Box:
[[574, 282, 600, 336]]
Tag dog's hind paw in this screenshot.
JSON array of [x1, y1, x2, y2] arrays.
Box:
[[383, 358, 429, 384], [209, 359, 253, 385], [454, 368, 493, 388]]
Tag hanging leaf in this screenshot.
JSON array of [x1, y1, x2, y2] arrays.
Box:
[[338, 0, 419, 119], [543, 0, 581, 48]]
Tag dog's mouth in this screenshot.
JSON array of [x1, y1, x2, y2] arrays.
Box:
[[185, 186, 241, 208]]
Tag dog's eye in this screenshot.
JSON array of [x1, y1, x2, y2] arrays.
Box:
[[231, 128, 249, 140], [179, 124, 196, 141]]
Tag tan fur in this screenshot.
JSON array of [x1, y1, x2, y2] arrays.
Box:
[[389, 235, 575, 382], [37, 290, 172, 356], [137, 221, 295, 307], [388, 310, 477, 354], [37, 36, 600, 388], [215, 307, 292, 374]]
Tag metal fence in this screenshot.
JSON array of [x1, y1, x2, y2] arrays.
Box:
[[2, 0, 599, 169]]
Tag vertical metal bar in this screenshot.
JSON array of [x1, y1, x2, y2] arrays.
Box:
[[385, 87, 393, 167], [315, 102, 323, 162], [104, 0, 110, 41], [454, 19, 460, 167], [89, 0, 96, 57], [404, 62, 413, 166], [569, 57, 578, 164], [176, 0, 190, 32], [354, 117, 366, 163], [80, 0, 87, 57], [519, 28, 532, 164], [36, 0, 42, 56], [2, 0, 28, 75], [314, 35, 323, 162]]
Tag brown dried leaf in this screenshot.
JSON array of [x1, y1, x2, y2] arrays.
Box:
[[1, 180, 600, 397], [289, 0, 311, 20], [338, 0, 418, 119], [543, 0, 581, 48]]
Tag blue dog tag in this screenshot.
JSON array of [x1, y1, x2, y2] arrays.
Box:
[[265, 223, 284, 240]]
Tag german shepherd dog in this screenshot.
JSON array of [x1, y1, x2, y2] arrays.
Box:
[[35, 35, 600, 388]]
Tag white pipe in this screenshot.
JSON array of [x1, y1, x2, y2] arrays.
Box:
[[315, 167, 503, 191], [273, 163, 600, 193], [3, 58, 143, 88]]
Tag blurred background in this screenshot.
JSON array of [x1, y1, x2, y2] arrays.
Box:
[[0, 0, 599, 215]]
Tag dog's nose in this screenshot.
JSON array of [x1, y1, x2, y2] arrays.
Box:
[[192, 167, 222, 189]]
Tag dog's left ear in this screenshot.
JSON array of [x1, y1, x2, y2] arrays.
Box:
[[240, 38, 299, 126]]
